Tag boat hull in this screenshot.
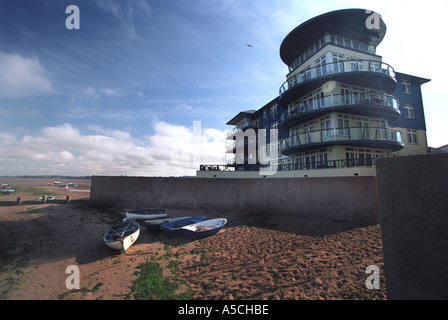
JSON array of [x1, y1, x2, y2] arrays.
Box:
[[161, 215, 207, 231], [104, 220, 140, 252], [181, 218, 227, 239], [125, 208, 167, 220], [144, 216, 192, 231]]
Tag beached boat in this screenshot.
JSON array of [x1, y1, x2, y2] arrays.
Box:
[[144, 216, 192, 231], [161, 215, 207, 231], [181, 218, 227, 239], [103, 220, 140, 252], [125, 208, 167, 220], [38, 196, 56, 201], [0, 189, 16, 194]]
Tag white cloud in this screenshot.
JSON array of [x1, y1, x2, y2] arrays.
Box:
[[93, 0, 152, 38], [83, 86, 124, 99], [0, 122, 226, 176], [0, 51, 54, 98]]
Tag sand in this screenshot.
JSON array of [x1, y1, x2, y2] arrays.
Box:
[[0, 178, 386, 300]]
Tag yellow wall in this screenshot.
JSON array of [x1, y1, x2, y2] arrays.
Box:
[[392, 128, 428, 156]]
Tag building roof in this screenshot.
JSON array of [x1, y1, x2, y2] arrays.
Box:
[[226, 110, 256, 125], [279, 8, 387, 66], [395, 72, 431, 85]]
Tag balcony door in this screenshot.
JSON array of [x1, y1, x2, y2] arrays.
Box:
[[356, 118, 369, 140]]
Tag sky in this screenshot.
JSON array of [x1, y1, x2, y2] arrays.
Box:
[[0, 0, 446, 177]]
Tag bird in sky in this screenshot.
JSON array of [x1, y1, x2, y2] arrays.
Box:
[[246, 44, 253, 47]]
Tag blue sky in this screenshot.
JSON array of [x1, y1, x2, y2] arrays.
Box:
[[0, 0, 446, 176]]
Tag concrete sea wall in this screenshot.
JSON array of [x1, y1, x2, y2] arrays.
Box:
[[90, 175, 379, 222], [376, 153, 448, 299]]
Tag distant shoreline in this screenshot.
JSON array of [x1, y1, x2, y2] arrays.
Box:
[[0, 176, 91, 180]]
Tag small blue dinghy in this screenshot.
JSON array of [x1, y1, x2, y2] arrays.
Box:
[[181, 218, 227, 239], [161, 215, 206, 231]]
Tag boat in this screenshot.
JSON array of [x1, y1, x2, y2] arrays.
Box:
[[161, 215, 207, 231], [181, 218, 227, 239], [103, 220, 140, 252], [38, 196, 56, 201], [124, 208, 167, 220], [144, 216, 192, 231], [0, 189, 16, 194]]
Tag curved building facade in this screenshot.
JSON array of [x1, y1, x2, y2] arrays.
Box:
[[199, 9, 430, 178]]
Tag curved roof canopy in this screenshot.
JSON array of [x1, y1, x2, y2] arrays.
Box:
[[280, 9, 387, 66]]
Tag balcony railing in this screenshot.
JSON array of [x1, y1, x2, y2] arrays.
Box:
[[226, 120, 258, 139], [200, 164, 235, 172], [281, 93, 399, 124], [274, 157, 378, 171], [279, 60, 396, 97], [281, 127, 403, 151], [200, 157, 379, 172]]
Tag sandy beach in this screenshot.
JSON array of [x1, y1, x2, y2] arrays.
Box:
[[0, 178, 386, 300]]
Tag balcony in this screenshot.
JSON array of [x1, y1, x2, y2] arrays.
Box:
[[226, 120, 258, 139], [279, 60, 396, 103], [281, 93, 400, 127], [281, 127, 404, 154], [201, 157, 381, 172]]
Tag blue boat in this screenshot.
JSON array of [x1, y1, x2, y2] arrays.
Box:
[[0, 189, 15, 194], [181, 218, 227, 239], [144, 216, 192, 232], [161, 215, 206, 231]]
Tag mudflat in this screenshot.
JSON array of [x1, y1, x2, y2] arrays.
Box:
[[0, 178, 386, 300]]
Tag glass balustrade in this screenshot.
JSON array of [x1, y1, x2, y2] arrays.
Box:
[[280, 93, 399, 123], [281, 127, 403, 151], [226, 120, 258, 139], [280, 60, 395, 97]]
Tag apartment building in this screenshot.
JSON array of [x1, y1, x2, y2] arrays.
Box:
[[198, 9, 430, 178]]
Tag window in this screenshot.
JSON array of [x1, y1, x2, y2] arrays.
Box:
[[332, 53, 344, 73], [401, 80, 412, 94], [407, 129, 418, 144], [337, 114, 349, 136], [304, 123, 314, 144], [404, 104, 415, 119], [316, 55, 327, 76], [320, 116, 332, 138], [263, 110, 266, 119], [270, 104, 278, 116], [356, 118, 369, 140], [345, 147, 383, 167]]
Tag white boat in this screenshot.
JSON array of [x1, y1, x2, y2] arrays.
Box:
[[181, 218, 227, 239], [38, 196, 56, 201], [103, 220, 140, 252], [125, 208, 167, 220]]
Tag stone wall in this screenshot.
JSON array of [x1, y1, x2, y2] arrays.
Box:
[[90, 175, 379, 222], [376, 153, 448, 299]]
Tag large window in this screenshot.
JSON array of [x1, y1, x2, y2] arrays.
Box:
[[356, 118, 370, 140], [404, 104, 415, 119], [407, 129, 418, 144], [337, 114, 349, 136], [332, 53, 344, 73], [401, 80, 412, 94], [316, 55, 327, 76], [345, 148, 383, 167], [288, 33, 376, 72], [320, 115, 332, 138]]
